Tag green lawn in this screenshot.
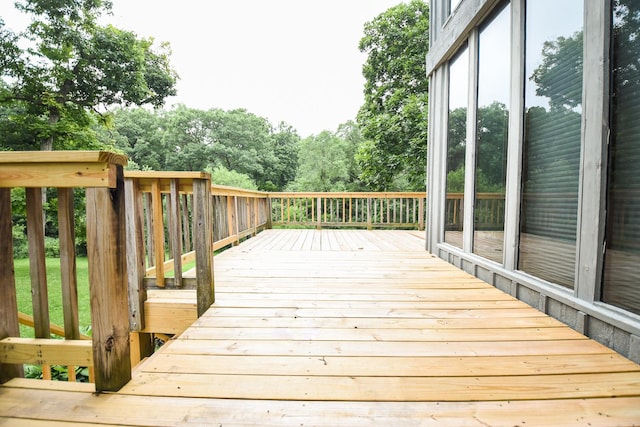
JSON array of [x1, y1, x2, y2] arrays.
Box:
[[14, 256, 198, 337], [14, 257, 92, 338]]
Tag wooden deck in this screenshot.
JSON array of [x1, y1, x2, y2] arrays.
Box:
[[2, 229, 640, 425]]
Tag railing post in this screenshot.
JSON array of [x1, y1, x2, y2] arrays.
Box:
[[266, 197, 273, 229], [367, 197, 373, 230], [193, 178, 214, 316], [86, 165, 131, 392], [419, 197, 425, 231], [316, 197, 322, 230], [0, 188, 23, 383]]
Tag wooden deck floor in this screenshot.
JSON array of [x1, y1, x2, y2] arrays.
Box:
[[2, 229, 640, 425]]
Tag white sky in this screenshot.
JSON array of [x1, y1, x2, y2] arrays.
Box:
[[1, 0, 404, 137]]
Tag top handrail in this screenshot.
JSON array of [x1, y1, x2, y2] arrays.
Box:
[[0, 151, 127, 188]]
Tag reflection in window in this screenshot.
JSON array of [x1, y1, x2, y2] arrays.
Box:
[[473, 3, 510, 263], [444, 46, 469, 248], [602, 0, 640, 315], [518, 0, 583, 288]]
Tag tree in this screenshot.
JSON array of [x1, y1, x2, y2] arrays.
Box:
[[357, 0, 429, 190], [289, 131, 351, 192], [106, 107, 166, 170], [270, 122, 300, 191], [0, 0, 177, 151]]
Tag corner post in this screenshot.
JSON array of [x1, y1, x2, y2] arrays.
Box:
[[86, 164, 131, 392], [193, 177, 214, 316]]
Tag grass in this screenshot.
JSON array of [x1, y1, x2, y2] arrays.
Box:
[[14, 257, 92, 338], [14, 256, 199, 337]]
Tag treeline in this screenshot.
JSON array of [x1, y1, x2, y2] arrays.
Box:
[[98, 105, 417, 192]]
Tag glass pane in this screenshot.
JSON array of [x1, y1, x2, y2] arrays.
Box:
[[444, 46, 469, 248], [518, 0, 583, 288], [602, 0, 640, 315], [473, 3, 510, 263]]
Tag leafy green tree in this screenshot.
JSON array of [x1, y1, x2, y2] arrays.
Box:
[[270, 122, 300, 191], [207, 108, 278, 190], [289, 131, 351, 192], [107, 107, 166, 170], [357, 0, 429, 190], [336, 120, 366, 190], [206, 166, 258, 190], [0, 0, 177, 151]]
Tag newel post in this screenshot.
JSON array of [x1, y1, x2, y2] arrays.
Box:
[[193, 177, 214, 316], [86, 165, 131, 392]]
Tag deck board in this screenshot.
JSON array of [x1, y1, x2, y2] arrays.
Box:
[[2, 229, 640, 425]]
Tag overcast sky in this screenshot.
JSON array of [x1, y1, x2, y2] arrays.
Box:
[[1, 1, 403, 137]]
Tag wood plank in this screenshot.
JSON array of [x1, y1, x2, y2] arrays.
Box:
[[121, 371, 640, 401], [0, 338, 92, 366], [141, 353, 640, 377], [199, 306, 544, 318], [0, 162, 120, 188], [190, 315, 562, 329], [2, 386, 639, 426], [178, 326, 585, 342], [161, 338, 611, 357]]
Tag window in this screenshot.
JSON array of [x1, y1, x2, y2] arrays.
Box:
[[473, 3, 510, 263], [602, 0, 640, 315], [518, 0, 583, 288], [444, 45, 469, 248]]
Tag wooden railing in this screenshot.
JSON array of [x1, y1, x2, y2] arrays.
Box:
[[0, 151, 131, 392], [123, 173, 270, 323], [211, 185, 270, 250], [1, 149, 515, 395], [269, 192, 426, 230]]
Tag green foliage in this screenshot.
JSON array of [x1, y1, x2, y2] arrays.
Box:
[[14, 257, 91, 338], [106, 106, 301, 191], [357, 0, 430, 190], [288, 130, 350, 192], [0, 0, 177, 151], [207, 166, 258, 190], [25, 364, 90, 382]]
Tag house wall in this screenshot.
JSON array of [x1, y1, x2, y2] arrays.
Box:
[[426, 0, 640, 363]]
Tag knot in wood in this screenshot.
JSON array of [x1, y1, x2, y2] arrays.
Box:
[[105, 335, 115, 352]]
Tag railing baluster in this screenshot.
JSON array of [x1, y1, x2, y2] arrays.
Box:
[[57, 188, 80, 341], [0, 188, 22, 383], [150, 180, 165, 288], [169, 179, 183, 288], [26, 188, 50, 341]]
